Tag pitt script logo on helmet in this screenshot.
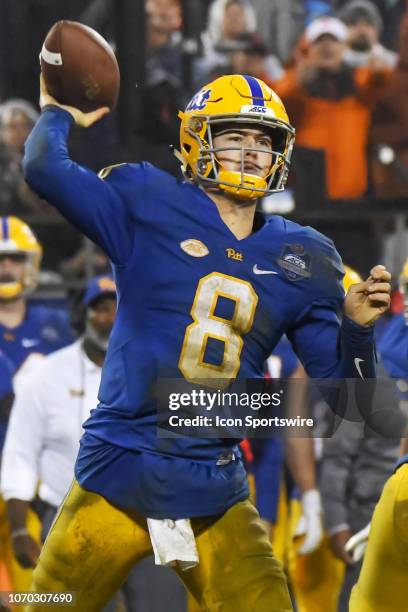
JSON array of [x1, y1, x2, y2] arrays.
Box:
[[0, 216, 42, 300], [177, 74, 295, 199]]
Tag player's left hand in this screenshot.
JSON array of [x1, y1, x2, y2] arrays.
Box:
[[294, 489, 324, 554], [344, 265, 391, 326]]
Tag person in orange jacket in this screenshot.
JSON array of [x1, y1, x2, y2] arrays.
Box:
[[275, 16, 389, 201]]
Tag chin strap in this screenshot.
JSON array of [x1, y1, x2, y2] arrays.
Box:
[[169, 145, 187, 173]]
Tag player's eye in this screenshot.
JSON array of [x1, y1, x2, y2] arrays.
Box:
[[258, 138, 272, 148], [226, 134, 243, 142]]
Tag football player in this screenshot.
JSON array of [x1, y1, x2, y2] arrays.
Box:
[[0, 217, 72, 594], [0, 216, 72, 377], [22, 74, 391, 612], [347, 260, 408, 611]]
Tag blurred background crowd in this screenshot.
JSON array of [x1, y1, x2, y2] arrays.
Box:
[[1, 1, 408, 611]]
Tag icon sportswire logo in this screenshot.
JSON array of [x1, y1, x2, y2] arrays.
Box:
[[354, 358, 365, 380], [253, 264, 278, 275]]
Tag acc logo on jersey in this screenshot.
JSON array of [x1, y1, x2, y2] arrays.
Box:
[[278, 244, 312, 281], [180, 239, 209, 258]]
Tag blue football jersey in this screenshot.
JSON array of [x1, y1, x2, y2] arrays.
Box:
[[23, 107, 376, 518], [0, 303, 72, 372]]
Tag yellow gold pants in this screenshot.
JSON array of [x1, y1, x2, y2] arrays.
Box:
[[26, 480, 293, 612]]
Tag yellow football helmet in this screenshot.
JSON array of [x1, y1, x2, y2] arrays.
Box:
[[178, 74, 295, 199], [343, 265, 363, 294], [0, 216, 42, 300]]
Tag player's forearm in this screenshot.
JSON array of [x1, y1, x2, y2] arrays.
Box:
[[338, 316, 376, 379], [23, 106, 132, 264], [23, 106, 74, 192]]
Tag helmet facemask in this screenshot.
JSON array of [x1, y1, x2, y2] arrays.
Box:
[[0, 217, 42, 301], [0, 251, 41, 300], [183, 113, 295, 200]]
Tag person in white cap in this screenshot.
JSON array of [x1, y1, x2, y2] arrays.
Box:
[[275, 15, 390, 204]]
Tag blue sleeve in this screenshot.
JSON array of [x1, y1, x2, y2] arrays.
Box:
[[23, 106, 137, 265], [286, 231, 376, 380], [288, 304, 376, 379]]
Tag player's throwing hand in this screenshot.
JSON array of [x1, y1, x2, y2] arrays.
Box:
[[39, 74, 109, 128], [344, 265, 391, 326]]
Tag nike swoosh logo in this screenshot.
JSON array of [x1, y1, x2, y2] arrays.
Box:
[[354, 358, 365, 380], [21, 339, 40, 348], [253, 264, 278, 276]]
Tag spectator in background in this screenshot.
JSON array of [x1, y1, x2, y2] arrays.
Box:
[[139, 0, 184, 173], [0, 100, 38, 156], [335, 0, 406, 52], [251, 0, 306, 65], [370, 13, 408, 198], [146, 0, 183, 84], [338, 0, 397, 68], [275, 16, 389, 201], [0, 100, 47, 217], [275, 16, 390, 274], [197, 0, 257, 85]]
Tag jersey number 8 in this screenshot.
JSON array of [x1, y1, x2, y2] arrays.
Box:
[[179, 272, 258, 387]]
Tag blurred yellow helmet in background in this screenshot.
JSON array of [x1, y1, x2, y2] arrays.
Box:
[[0, 216, 42, 300], [178, 74, 295, 200], [343, 264, 363, 294]]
